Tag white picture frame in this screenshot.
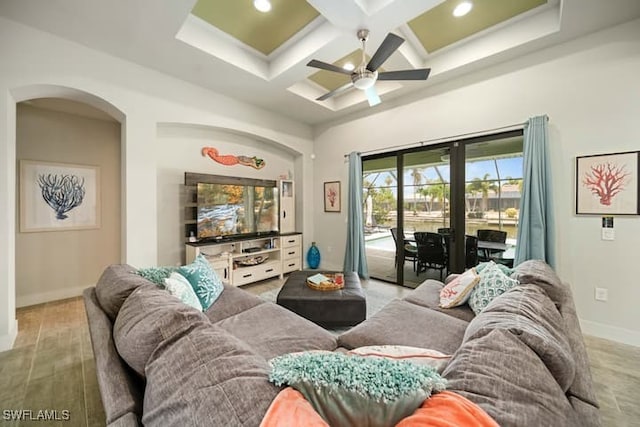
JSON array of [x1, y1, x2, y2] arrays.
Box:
[[20, 160, 101, 232], [576, 151, 639, 215]]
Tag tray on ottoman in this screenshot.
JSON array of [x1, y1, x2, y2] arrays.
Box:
[[277, 271, 366, 328]]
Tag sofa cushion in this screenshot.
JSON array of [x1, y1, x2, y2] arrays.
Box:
[[83, 288, 143, 425], [143, 323, 279, 427], [468, 262, 519, 314], [177, 253, 223, 310], [95, 264, 155, 322], [164, 272, 203, 311], [439, 268, 480, 308], [204, 283, 265, 323], [561, 304, 600, 407], [136, 266, 178, 287], [268, 351, 446, 427], [113, 285, 210, 377], [338, 300, 468, 355], [464, 284, 575, 392], [215, 302, 337, 360], [348, 345, 451, 373], [403, 280, 476, 322], [511, 260, 570, 308], [443, 329, 577, 427]]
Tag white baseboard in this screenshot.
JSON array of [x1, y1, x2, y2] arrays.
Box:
[[16, 285, 88, 308], [580, 318, 640, 348], [0, 319, 18, 352]]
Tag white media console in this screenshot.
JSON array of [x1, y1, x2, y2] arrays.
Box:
[[185, 233, 302, 287]]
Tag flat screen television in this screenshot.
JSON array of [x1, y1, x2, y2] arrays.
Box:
[[196, 182, 279, 241]]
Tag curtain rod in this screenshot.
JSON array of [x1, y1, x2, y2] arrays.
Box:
[[343, 117, 548, 158]]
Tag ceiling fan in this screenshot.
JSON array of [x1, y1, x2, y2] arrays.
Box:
[[307, 29, 431, 107]]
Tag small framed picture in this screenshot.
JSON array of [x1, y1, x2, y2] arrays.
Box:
[[324, 181, 341, 212], [576, 151, 639, 215]]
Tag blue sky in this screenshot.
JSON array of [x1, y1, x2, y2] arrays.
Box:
[[364, 157, 523, 198]]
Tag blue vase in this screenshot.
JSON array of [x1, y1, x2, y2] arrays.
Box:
[[307, 242, 321, 269]]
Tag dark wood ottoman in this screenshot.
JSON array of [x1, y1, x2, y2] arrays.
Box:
[[276, 271, 366, 327]]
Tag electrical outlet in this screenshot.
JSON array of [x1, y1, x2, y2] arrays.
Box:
[[595, 287, 608, 302], [327, 246, 333, 253]]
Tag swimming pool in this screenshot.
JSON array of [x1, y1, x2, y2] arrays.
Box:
[[365, 234, 395, 251]]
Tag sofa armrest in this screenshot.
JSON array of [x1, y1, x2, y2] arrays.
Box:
[[83, 288, 143, 426]]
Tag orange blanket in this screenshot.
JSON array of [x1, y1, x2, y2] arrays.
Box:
[[260, 388, 498, 427], [396, 391, 499, 427]]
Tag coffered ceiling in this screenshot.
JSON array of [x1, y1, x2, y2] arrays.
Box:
[[1, 0, 639, 126]]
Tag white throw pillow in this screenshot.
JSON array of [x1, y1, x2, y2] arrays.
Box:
[[164, 272, 203, 311], [348, 345, 451, 373], [439, 268, 480, 308]]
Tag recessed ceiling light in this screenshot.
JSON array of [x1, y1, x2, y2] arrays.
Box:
[[453, 1, 473, 17], [253, 0, 272, 13], [343, 62, 355, 71]]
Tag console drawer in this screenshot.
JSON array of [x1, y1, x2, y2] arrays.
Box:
[[283, 258, 301, 273], [233, 261, 282, 286], [282, 246, 301, 260], [281, 235, 301, 248]]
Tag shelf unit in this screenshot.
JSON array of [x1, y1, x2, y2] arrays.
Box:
[[186, 233, 302, 287]]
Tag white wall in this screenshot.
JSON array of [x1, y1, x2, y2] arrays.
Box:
[[156, 124, 296, 266], [0, 17, 314, 350], [313, 19, 640, 346]]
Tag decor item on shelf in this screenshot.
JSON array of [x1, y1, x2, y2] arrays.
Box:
[[237, 255, 269, 266], [20, 160, 100, 232], [576, 150, 639, 215], [201, 147, 265, 170], [307, 242, 321, 269], [324, 181, 341, 212]]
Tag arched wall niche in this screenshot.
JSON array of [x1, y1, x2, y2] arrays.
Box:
[[0, 84, 126, 351]]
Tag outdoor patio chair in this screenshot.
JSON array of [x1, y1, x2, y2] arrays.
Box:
[[390, 227, 418, 271], [477, 229, 507, 262], [414, 232, 448, 280]]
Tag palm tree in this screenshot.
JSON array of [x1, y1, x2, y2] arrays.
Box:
[[410, 168, 423, 213], [466, 173, 498, 213]]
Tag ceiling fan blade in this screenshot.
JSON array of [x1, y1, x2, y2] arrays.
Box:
[[366, 33, 404, 72], [316, 82, 354, 101], [307, 59, 352, 75], [377, 68, 431, 81], [365, 86, 381, 107]]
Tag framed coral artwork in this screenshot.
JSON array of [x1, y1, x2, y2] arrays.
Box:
[[20, 160, 101, 232], [576, 151, 639, 215], [324, 181, 341, 212]]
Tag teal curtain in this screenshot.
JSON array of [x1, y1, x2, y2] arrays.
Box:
[[344, 152, 369, 278], [514, 115, 555, 267]]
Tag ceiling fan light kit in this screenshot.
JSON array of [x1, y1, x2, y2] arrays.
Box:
[[307, 29, 431, 107], [352, 70, 377, 90]]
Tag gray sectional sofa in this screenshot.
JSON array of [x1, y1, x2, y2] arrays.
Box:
[[85, 260, 600, 427], [338, 260, 602, 427], [84, 264, 338, 426]]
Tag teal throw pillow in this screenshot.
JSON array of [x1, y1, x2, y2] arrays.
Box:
[[469, 261, 519, 315], [164, 272, 203, 311], [136, 266, 177, 287], [269, 351, 447, 427], [177, 254, 223, 310], [475, 261, 514, 277]]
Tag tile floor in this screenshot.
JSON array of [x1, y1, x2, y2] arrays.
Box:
[[1, 279, 638, 426]]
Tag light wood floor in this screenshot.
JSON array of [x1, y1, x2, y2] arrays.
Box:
[[1, 279, 638, 426]]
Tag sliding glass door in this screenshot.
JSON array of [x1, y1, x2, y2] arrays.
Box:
[[363, 131, 523, 287]]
